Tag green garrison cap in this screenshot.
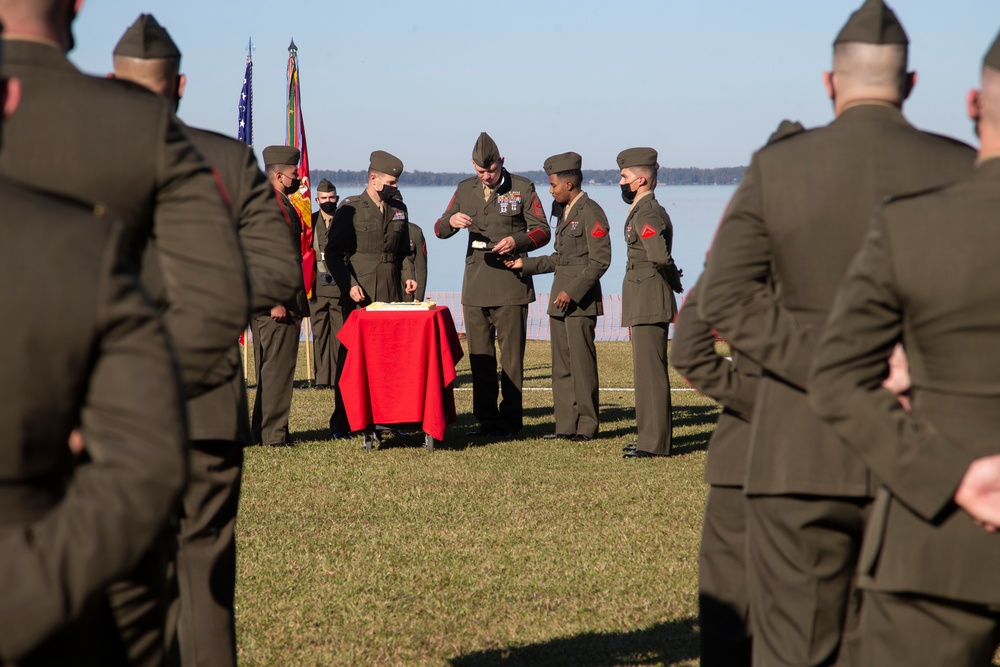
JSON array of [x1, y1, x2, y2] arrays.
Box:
[[317, 178, 336, 193], [262, 145, 300, 167], [544, 152, 582, 175], [472, 132, 500, 168], [617, 147, 659, 170], [985, 31, 1000, 71], [369, 150, 403, 177], [113, 14, 181, 59], [834, 0, 908, 46]]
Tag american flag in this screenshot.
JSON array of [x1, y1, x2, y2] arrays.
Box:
[[237, 40, 252, 146]]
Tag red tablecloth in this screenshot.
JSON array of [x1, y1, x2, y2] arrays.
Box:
[[337, 306, 464, 441]]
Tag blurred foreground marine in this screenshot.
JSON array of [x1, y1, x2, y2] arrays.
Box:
[[810, 29, 1000, 667], [0, 28, 186, 662], [112, 14, 300, 667], [0, 2, 251, 664], [698, 1, 975, 663]]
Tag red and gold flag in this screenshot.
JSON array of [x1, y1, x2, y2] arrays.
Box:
[[286, 39, 315, 297]]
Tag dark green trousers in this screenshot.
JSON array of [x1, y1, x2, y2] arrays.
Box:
[[250, 315, 300, 445], [168, 440, 242, 667], [550, 315, 599, 438], [746, 494, 869, 667], [463, 304, 528, 433], [631, 323, 671, 455], [107, 532, 174, 667], [699, 485, 752, 667], [308, 295, 344, 387], [860, 591, 1000, 667]]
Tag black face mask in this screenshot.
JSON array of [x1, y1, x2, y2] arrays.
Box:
[[319, 201, 337, 215], [286, 177, 301, 195], [620, 180, 638, 205], [379, 184, 398, 202]]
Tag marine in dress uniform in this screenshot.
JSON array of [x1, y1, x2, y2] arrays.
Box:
[[403, 221, 428, 302], [0, 39, 186, 663], [810, 32, 1000, 666], [617, 147, 684, 458], [310, 178, 342, 390], [434, 132, 551, 437], [671, 278, 762, 667], [0, 4, 251, 665], [253, 145, 310, 448], [698, 2, 976, 664], [327, 151, 415, 307], [511, 152, 610, 441], [670, 122, 800, 667], [112, 16, 301, 667]]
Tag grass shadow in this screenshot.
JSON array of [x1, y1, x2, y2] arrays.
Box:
[[448, 616, 699, 666]]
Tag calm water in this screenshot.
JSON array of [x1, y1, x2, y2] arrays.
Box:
[[384, 184, 737, 297]]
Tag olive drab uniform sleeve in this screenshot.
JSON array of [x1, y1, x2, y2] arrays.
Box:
[[521, 192, 611, 317]]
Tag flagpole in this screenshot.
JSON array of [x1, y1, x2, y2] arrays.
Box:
[[240, 37, 254, 385]]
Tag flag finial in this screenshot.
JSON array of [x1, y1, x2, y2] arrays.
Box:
[[288, 38, 297, 53]]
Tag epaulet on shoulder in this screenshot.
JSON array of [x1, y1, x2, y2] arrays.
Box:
[[94, 74, 159, 98], [510, 173, 533, 187], [922, 131, 976, 152], [764, 119, 808, 147], [188, 126, 242, 145]]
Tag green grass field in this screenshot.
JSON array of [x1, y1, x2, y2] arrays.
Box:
[[237, 340, 716, 666]]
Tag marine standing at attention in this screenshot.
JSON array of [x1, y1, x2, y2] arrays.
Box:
[[310, 178, 342, 391], [617, 147, 684, 460], [506, 151, 611, 443], [254, 145, 311, 448], [809, 29, 1000, 666], [698, 1, 975, 663], [434, 132, 550, 439]]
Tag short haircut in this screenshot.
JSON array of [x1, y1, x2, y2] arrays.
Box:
[[554, 169, 583, 189], [832, 42, 909, 101]]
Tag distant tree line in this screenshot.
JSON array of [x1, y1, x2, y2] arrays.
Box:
[[312, 166, 746, 189]]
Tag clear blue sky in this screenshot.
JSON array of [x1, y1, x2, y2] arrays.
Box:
[[70, 1, 999, 174]]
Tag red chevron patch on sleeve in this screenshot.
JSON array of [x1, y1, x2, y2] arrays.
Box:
[[591, 222, 607, 238], [531, 193, 544, 219], [640, 223, 657, 239]]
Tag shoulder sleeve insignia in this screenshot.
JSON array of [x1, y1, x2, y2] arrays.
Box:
[[591, 222, 607, 238], [640, 223, 657, 239], [530, 193, 544, 219]]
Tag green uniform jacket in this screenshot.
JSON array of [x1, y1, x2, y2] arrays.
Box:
[[434, 170, 550, 307], [670, 279, 760, 486], [621, 192, 682, 327], [0, 39, 249, 400], [810, 159, 1000, 605], [404, 222, 428, 302], [312, 209, 341, 300], [0, 184, 185, 663], [699, 104, 975, 497], [328, 190, 413, 304], [182, 125, 302, 445], [520, 192, 611, 317]]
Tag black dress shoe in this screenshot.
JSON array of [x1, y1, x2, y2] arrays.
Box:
[[314, 384, 331, 390], [330, 430, 352, 440], [571, 434, 593, 442], [622, 443, 637, 452], [623, 449, 660, 459], [543, 433, 573, 440]]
